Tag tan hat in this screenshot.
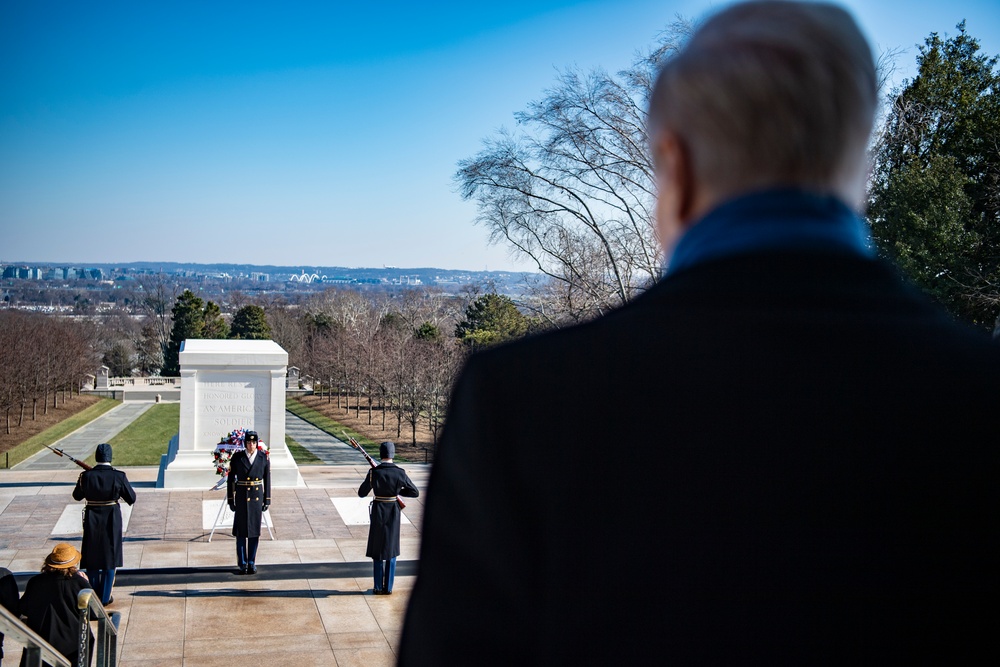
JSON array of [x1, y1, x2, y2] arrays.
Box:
[[45, 543, 81, 569]]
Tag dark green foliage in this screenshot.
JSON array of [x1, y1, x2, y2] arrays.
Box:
[[415, 322, 441, 341], [202, 301, 229, 339], [455, 293, 529, 349], [161, 290, 228, 375], [230, 305, 272, 340], [868, 22, 1000, 330]]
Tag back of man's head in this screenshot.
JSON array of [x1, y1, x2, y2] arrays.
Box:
[[648, 1, 877, 205]]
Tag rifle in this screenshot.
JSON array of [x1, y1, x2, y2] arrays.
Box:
[[348, 437, 406, 509], [45, 445, 92, 471]]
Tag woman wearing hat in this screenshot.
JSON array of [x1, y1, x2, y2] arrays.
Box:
[[357, 441, 419, 595], [17, 543, 94, 667], [72, 442, 137, 606]]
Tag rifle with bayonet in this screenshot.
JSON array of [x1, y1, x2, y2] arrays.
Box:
[[348, 437, 406, 509], [45, 445, 92, 470]]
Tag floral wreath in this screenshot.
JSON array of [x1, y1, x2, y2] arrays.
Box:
[[211, 428, 269, 477]]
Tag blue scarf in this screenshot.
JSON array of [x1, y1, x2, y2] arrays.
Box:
[[665, 189, 874, 277]]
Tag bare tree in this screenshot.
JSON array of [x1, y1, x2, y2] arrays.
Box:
[[131, 275, 179, 370], [457, 23, 692, 324]]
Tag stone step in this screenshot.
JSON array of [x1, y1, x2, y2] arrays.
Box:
[[11, 559, 419, 590]]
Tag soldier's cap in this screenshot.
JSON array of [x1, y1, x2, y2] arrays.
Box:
[[45, 543, 81, 569], [96, 443, 113, 463], [379, 441, 395, 460], [245, 431, 259, 442]]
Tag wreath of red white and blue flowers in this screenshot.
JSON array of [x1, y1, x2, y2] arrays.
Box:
[[211, 428, 268, 477]]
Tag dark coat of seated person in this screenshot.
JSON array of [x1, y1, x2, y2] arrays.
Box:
[[17, 543, 94, 667]]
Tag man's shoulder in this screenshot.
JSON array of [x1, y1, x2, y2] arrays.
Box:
[[467, 282, 673, 369]]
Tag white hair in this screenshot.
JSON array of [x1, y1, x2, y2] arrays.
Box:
[[648, 1, 877, 199]]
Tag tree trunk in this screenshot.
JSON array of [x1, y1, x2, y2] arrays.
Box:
[[19, 402, 25, 427], [32, 398, 38, 421], [367, 394, 373, 425], [381, 397, 386, 430], [396, 395, 402, 438]]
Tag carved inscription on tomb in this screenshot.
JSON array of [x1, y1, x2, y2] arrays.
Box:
[[196, 374, 270, 447]]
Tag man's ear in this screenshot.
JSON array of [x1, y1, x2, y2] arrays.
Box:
[[653, 130, 696, 255]]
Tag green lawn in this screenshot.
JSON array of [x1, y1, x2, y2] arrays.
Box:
[[284, 397, 399, 461], [105, 403, 180, 466], [285, 434, 323, 464], [3, 398, 119, 468], [100, 402, 325, 466], [7, 398, 345, 468]]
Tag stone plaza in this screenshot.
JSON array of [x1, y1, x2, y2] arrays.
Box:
[[1, 399, 428, 666]]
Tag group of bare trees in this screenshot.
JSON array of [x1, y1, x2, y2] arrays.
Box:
[[0, 310, 96, 435], [270, 287, 466, 447], [0, 280, 508, 449]]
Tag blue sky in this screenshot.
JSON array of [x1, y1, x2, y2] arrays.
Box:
[[2, 0, 997, 272]]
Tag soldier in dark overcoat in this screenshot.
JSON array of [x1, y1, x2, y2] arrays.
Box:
[[71, 442, 136, 605], [358, 441, 419, 594], [227, 430, 270, 574]]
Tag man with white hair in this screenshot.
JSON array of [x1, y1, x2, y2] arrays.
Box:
[[399, 2, 1000, 663]]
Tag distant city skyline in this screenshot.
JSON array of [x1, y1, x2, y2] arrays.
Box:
[[3, 0, 998, 271]]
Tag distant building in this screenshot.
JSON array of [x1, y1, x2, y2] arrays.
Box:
[[250, 272, 270, 282]]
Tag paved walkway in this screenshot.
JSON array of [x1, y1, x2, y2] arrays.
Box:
[[14, 402, 155, 471], [0, 464, 429, 667], [285, 413, 365, 465]]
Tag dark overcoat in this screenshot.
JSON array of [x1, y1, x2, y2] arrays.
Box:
[[17, 571, 93, 667], [358, 463, 419, 560], [227, 450, 270, 538], [0, 566, 18, 660], [399, 249, 1000, 665], [72, 464, 136, 569]]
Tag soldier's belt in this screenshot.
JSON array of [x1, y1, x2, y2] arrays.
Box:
[[374, 496, 397, 502], [236, 481, 263, 487], [86, 500, 119, 507]]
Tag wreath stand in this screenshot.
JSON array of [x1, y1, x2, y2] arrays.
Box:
[[208, 476, 274, 543]]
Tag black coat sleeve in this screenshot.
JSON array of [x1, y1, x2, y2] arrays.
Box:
[[398, 356, 541, 664], [118, 471, 137, 505], [399, 471, 419, 498]]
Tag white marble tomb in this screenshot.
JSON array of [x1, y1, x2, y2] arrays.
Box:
[[157, 339, 304, 489]]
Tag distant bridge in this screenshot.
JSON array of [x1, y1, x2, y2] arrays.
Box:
[[288, 273, 328, 283]]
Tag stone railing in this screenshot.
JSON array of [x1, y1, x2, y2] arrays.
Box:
[[107, 376, 180, 388]]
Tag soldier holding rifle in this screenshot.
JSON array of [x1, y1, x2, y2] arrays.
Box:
[[356, 441, 419, 595], [71, 443, 136, 606]]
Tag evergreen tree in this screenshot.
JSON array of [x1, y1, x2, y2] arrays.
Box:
[[202, 301, 230, 339], [455, 293, 529, 350], [415, 321, 441, 341], [868, 22, 1000, 331], [229, 305, 272, 340], [161, 290, 227, 375]]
